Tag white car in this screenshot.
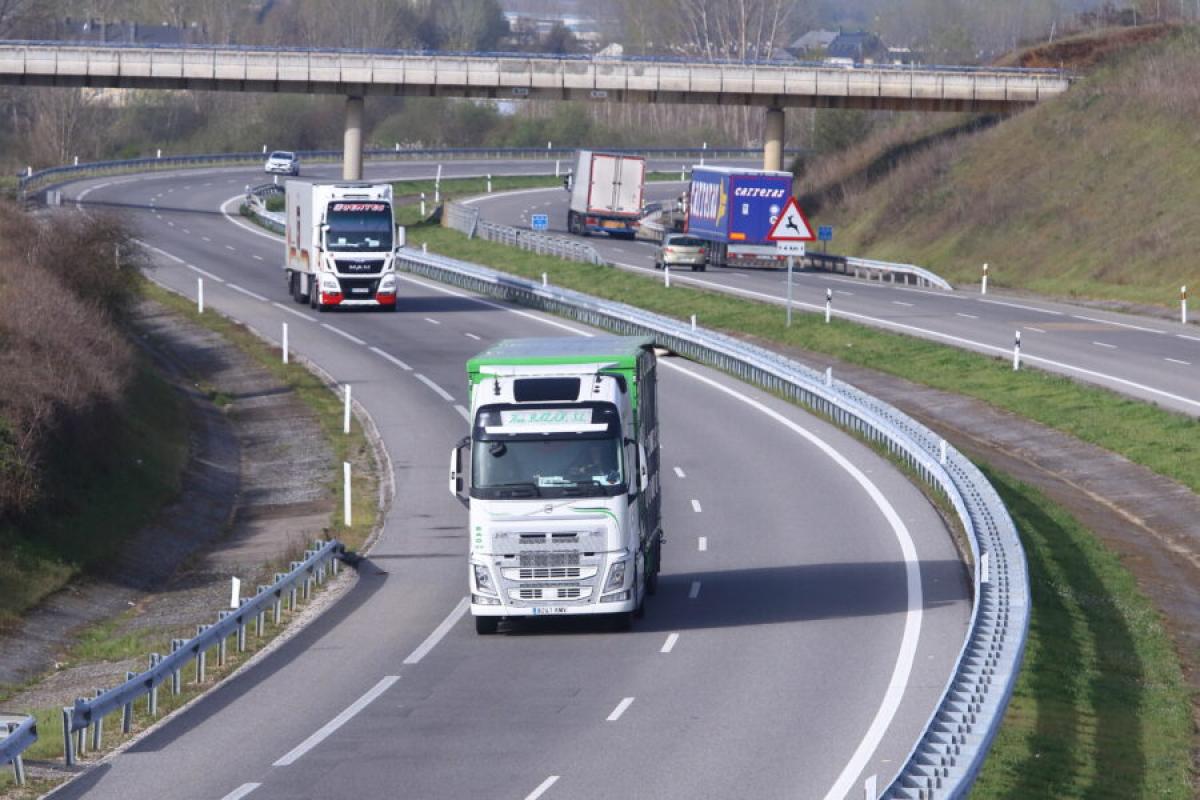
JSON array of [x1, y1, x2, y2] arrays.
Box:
[[264, 151, 300, 176]]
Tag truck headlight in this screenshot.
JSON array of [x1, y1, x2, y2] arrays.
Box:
[[604, 560, 626, 592], [378, 274, 396, 292], [320, 275, 340, 292], [474, 564, 495, 594]]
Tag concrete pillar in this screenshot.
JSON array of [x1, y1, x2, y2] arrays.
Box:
[[763, 107, 785, 172], [343, 95, 364, 181]]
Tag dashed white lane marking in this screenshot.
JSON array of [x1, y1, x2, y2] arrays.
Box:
[[455, 404, 470, 421], [272, 301, 315, 322], [202, 236, 211, 242], [978, 298, 1064, 316], [661, 633, 679, 654], [369, 346, 412, 371], [182, 228, 190, 234], [892, 301, 914, 307], [184, 263, 224, 282], [403, 597, 469, 665], [1165, 357, 1191, 366], [225, 244, 236, 251], [1093, 341, 1118, 349], [525, 776, 560, 800], [464, 332, 481, 340], [955, 312, 978, 319], [424, 317, 441, 325], [416, 373, 455, 402], [1073, 314, 1166, 334], [1024, 326, 1047, 334], [273, 675, 400, 766], [253, 254, 264, 261], [674, 466, 686, 478], [688, 581, 701, 599], [166, 220, 175, 227], [227, 283, 269, 302], [220, 783, 261, 800], [606, 697, 635, 722], [320, 323, 366, 346], [698, 537, 708, 552], [691, 499, 702, 513], [835, 290, 854, 296], [1178, 334, 1200, 343]]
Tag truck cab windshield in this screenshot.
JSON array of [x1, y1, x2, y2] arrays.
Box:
[[325, 203, 393, 251], [473, 436, 624, 499]]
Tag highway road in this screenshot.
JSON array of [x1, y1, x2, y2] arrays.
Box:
[[469, 184, 1200, 417], [47, 160, 970, 800]]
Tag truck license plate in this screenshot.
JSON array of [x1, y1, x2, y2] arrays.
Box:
[[532, 607, 569, 615]]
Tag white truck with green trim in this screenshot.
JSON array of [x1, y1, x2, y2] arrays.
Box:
[[449, 337, 663, 634]]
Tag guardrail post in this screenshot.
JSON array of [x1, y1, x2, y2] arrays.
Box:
[[171, 640, 183, 695], [273, 575, 285, 622], [8, 722, 26, 785], [196, 625, 207, 683], [217, 612, 232, 665], [122, 672, 136, 733], [148, 653, 160, 716], [62, 707, 75, 767], [256, 587, 269, 636], [74, 699, 87, 757], [91, 689, 104, 750]]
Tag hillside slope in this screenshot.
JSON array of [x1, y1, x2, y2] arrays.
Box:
[[803, 26, 1200, 308]]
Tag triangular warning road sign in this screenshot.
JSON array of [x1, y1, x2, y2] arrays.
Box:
[[767, 197, 816, 241]]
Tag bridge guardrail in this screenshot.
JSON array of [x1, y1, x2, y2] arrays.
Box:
[[56, 539, 343, 767], [0, 715, 37, 786], [395, 247, 1028, 799]]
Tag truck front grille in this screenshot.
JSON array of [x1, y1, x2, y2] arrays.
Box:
[[335, 259, 385, 275], [336, 277, 380, 298], [513, 586, 590, 601]]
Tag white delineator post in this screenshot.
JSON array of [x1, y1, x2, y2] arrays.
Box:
[[197, 278, 204, 313], [542, 272, 548, 287], [343, 462, 352, 527], [420, 193, 426, 217], [282, 322, 289, 365], [664, 266, 671, 288], [486, 174, 492, 193], [825, 287, 832, 323], [343, 384, 352, 434], [1182, 285, 1188, 324], [435, 164, 442, 203], [690, 314, 696, 332], [1013, 330, 1022, 371], [555, 159, 560, 177], [786, 256, 794, 327], [982, 263, 989, 295], [229, 577, 241, 608]]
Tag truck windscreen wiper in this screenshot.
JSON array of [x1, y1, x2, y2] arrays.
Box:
[[489, 482, 541, 497]]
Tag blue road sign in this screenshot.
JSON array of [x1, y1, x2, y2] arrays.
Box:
[[531, 214, 549, 232], [818, 225, 833, 242]]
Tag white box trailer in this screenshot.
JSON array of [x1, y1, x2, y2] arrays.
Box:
[[566, 150, 645, 239], [283, 180, 402, 312]]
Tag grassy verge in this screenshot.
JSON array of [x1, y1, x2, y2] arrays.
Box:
[[391, 171, 682, 199], [973, 468, 1192, 798], [0, 364, 188, 631], [400, 216, 1200, 494]]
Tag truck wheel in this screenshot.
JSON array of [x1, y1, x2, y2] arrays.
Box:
[[646, 541, 660, 596], [475, 616, 499, 635]]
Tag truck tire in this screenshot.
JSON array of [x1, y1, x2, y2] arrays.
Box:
[[646, 538, 661, 596], [475, 616, 499, 635]]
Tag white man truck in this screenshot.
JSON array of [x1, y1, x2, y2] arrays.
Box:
[[565, 150, 646, 239], [449, 337, 663, 634], [283, 181, 402, 312]]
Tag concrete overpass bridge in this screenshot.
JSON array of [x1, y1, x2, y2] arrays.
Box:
[[0, 41, 1073, 178]]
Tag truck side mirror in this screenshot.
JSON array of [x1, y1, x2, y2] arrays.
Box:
[[449, 436, 469, 506], [395, 225, 406, 250]]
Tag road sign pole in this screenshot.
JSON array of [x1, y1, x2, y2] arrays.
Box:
[[786, 256, 793, 327]]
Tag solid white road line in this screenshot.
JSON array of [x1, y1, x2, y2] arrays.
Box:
[[1093, 341, 1118, 349], [416, 373, 456, 403], [273, 675, 401, 766], [688, 581, 701, 599], [1165, 357, 1191, 366], [272, 302, 315, 322], [691, 499, 702, 513], [227, 283, 269, 302], [606, 697, 635, 722], [525, 776, 560, 800], [455, 404, 471, 421], [403, 597, 469, 665], [1073, 314, 1166, 334], [1178, 334, 1200, 343], [220, 783, 261, 800], [655, 361, 922, 800], [369, 346, 413, 371], [674, 466, 686, 478], [184, 263, 225, 283], [698, 537, 708, 552], [320, 324, 367, 346], [661, 633, 679, 654]]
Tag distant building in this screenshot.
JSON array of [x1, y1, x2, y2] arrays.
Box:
[[825, 31, 889, 65], [50, 17, 206, 45], [787, 29, 838, 58], [887, 47, 922, 66]]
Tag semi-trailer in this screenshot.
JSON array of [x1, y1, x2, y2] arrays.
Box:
[[449, 336, 663, 634], [685, 165, 795, 268], [565, 150, 646, 239]]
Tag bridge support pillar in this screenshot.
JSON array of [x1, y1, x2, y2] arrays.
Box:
[[763, 107, 784, 172], [343, 95, 364, 181]]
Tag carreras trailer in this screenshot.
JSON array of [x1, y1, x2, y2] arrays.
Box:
[[685, 166, 794, 268], [449, 337, 663, 633]]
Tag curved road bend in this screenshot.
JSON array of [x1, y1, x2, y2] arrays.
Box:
[[470, 184, 1200, 417], [52, 166, 969, 800]]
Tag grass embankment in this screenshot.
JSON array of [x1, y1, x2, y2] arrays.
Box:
[[400, 213, 1195, 797], [0, 367, 187, 630], [800, 25, 1200, 307]]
